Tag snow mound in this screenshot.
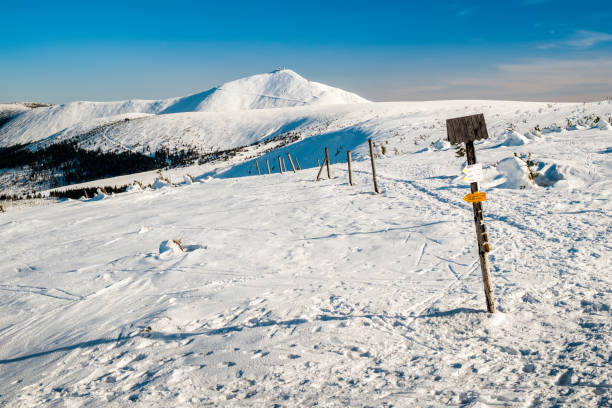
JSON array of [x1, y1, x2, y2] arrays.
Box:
[[495, 156, 534, 189], [152, 178, 172, 189], [597, 119, 610, 130], [499, 129, 529, 146], [430, 139, 452, 151], [159, 240, 184, 258], [535, 163, 566, 187]]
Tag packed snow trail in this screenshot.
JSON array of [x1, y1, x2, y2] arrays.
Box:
[[1, 129, 611, 407]]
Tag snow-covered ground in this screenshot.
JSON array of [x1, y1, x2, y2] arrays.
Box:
[[1, 105, 610, 406]]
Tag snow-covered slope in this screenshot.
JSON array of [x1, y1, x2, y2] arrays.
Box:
[[0, 110, 610, 405], [0, 70, 368, 147]]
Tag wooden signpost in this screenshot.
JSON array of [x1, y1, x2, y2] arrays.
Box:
[[446, 113, 495, 313]]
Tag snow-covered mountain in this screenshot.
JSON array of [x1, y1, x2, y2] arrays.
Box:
[[0, 70, 368, 147]]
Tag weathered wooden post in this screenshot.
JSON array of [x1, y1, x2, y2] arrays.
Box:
[[295, 157, 302, 170], [316, 158, 327, 181], [325, 147, 331, 179], [347, 150, 354, 186], [255, 160, 261, 176], [446, 113, 495, 313], [266, 159, 271, 174], [368, 139, 380, 194], [287, 153, 296, 173], [278, 156, 283, 174]]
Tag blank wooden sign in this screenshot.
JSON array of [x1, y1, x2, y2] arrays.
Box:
[[446, 113, 489, 144]]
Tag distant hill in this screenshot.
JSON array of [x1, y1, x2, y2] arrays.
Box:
[[0, 70, 368, 147]]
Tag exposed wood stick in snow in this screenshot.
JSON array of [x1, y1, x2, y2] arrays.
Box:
[[368, 140, 380, 194], [266, 159, 271, 174], [287, 153, 297, 173], [295, 157, 302, 170], [278, 157, 283, 174], [325, 147, 331, 179], [255, 160, 261, 175], [347, 150, 354, 186]]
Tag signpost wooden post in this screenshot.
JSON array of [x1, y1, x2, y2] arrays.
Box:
[[446, 113, 495, 313]]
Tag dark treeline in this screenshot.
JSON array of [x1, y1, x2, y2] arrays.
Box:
[[49, 185, 130, 200], [0, 142, 208, 189], [0, 141, 162, 187]]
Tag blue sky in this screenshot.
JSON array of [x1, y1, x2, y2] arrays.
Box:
[[2, 0, 612, 103]]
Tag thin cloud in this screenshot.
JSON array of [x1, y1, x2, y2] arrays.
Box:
[[539, 30, 612, 49], [381, 58, 612, 102]]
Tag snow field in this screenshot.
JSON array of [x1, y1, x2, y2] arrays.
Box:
[[1, 122, 611, 406]]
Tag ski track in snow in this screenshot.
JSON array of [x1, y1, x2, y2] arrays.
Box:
[[0, 101, 611, 406]]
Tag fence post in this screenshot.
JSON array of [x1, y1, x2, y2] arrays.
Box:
[[282, 157, 287, 172], [295, 157, 302, 170], [368, 139, 380, 194], [266, 159, 271, 174], [347, 150, 354, 186], [316, 158, 327, 181], [278, 156, 283, 174], [287, 153, 297, 173], [325, 147, 331, 179], [255, 160, 261, 175]]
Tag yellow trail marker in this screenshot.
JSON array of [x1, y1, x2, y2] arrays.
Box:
[[463, 191, 487, 203]]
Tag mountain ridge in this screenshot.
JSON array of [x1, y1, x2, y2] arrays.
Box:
[[0, 70, 368, 147]]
